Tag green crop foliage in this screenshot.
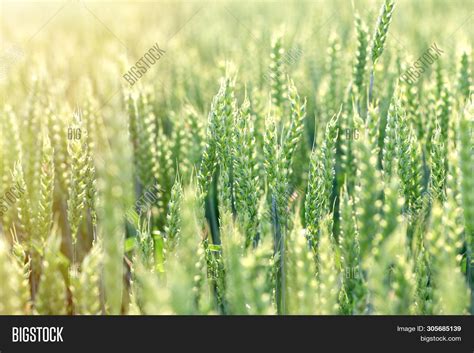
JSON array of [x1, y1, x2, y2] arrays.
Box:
[[0, 0, 472, 315]]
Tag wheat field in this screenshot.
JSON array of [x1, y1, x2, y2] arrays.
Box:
[[0, 0, 473, 315]]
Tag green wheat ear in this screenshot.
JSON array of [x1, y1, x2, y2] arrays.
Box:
[[426, 203, 469, 314], [457, 52, 472, 101], [183, 104, 205, 167], [382, 88, 401, 179], [429, 124, 446, 202], [214, 74, 238, 215], [36, 133, 55, 248], [177, 185, 214, 314], [233, 93, 260, 248], [366, 103, 380, 154], [219, 208, 246, 314], [339, 184, 365, 314], [164, 175, 183, 253], [285, 211, 317, 314], [367, 224, 417, 314], [237, 240, 274, 314], [352, 13, 369, 95], [282, 78, 307, 179], [85, 146, 98, 238], [269, 32, 286, 112], [305, 112, 339, 248], [67, 129, 88, 248], [369, 0, 395, 102], [396, 93, 423, 218], [414, 246, 432, 314], [0, 236, 30, 314], [99, 125, 134, 315], [325, 34, 342, 120], [315, 215, 340, 315], [197, 83, 222, 201], [36, 232, 68, 315], [135, 91, 158, 189], [371, 0, 395, 65], [71, 242, 102, 315], [353, 123, 382, 258], [11, 233, 32, 314], [13, 161, 32, 239]]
